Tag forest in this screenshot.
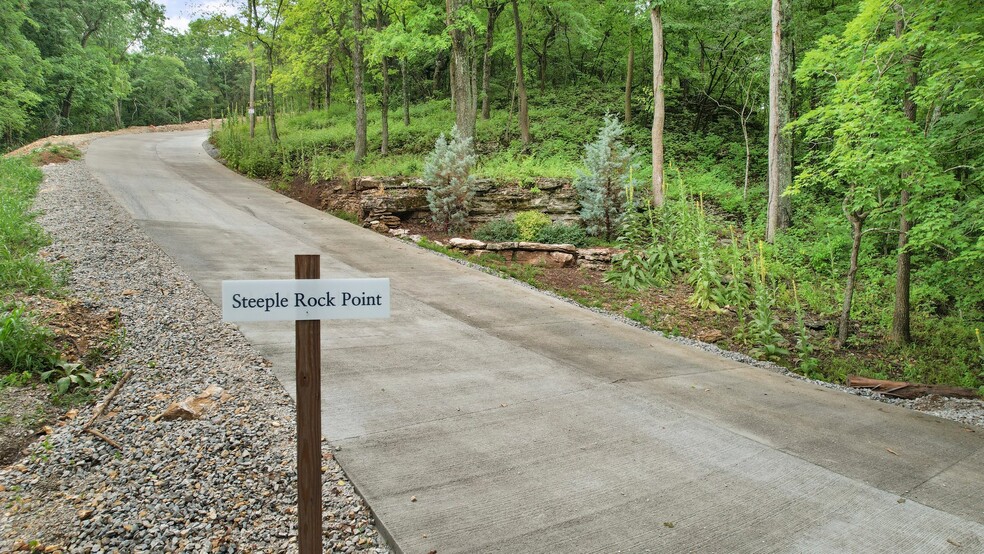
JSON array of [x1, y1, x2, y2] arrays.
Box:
[[2, 0, 982, 391]]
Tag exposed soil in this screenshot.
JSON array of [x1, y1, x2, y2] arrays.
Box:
[[0, 297, 117, 465]]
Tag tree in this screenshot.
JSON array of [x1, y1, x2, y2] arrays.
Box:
[[792, 0, 966, 346], [480, 1, 505, 120], [353, 0, 368, 162], [510, 0, 530, 148], [574, 115, 636, 241], [446, 0, 478, 141], [766, 0, 791, 243], [650, 2, 665, 207], [0, 0, 43, 143], [424, 125, 476, 232]]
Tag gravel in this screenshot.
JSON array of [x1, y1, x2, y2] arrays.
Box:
[[1, 159, 391, 553]]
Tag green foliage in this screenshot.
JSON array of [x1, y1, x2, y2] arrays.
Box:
[[573, 115, 636, 241], [605, 201, 680, 291], [424, 125, 476, 233], [474, 218, 519, 242], [513, 211, 551, 242], [0, 157, 55, 295], [41, 361, 96, 394], [0, 306, 59, 375], [535, 223, 588, 247]]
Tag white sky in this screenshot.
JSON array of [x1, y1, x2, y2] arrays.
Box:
[[161, 0, 238, 33]]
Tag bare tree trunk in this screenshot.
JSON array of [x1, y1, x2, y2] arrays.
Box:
[[325, 55, 333, 110], [511, 0, 530, 149], [447, 0, 477, 140], [401, 58, 410, 125], [839, 208, 867, 346], [766, 0, 792, 242], [248, 0, 257, 139], [891, 4, 922, 346], [650, 6, 665, 206], [353, 0, 367, 162], [481, 2, 504, 120], [376, 4, 389, 155], [624, 28, 633, 125], [114, 98, 123, 129], [266, 48, 279, 144]]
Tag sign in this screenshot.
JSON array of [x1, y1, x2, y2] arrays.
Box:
[[221, 278, 390, 322], [248, 108, 255, 115]]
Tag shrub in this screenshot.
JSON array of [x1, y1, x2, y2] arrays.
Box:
[[535, 222, 588, 246], [474, 218, 519, 242], [573, 115, 636, 240], [424, 125, 476, 233], [514, 210, 552, 242]]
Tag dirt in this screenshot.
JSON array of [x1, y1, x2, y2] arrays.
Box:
[[0, 297, 117, 466]]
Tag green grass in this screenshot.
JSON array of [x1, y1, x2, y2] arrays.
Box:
[[0, 157, 55, 296], [0, 156, 64, 379]]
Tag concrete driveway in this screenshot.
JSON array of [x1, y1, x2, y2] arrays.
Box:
[[86, 130, 984, 553]]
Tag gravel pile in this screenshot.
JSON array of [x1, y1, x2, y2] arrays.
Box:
[[0, 160, 391, 553]]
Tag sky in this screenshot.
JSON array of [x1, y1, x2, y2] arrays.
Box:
[[161, 0, 237, 33]]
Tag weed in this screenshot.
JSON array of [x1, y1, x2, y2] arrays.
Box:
[[41, 361, 96, 394]]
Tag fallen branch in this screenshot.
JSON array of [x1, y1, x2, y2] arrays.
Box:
[[84, 428, 122, 449], [83, 370, 133, 430], [848, 375, 980, 400]]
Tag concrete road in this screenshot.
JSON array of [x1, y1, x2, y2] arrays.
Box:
[[86, 130, 984, 553]]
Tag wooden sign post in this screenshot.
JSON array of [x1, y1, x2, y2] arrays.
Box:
[[222, 257, 390, 554], [295, 255, 321, 553]]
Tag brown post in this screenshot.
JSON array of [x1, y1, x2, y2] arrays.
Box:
[[295, 254, 322, 553]]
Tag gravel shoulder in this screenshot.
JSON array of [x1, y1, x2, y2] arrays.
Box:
[[0, 157, 390, 553]]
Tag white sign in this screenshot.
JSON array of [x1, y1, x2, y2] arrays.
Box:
[[248, 108, 255, 115], [222, 278, 390, 322]]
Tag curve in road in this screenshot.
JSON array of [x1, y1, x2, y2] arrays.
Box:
[[86, 130, 984, 553]]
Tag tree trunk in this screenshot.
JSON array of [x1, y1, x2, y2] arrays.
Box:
[[890, 5, 922, 346], [839, 207, 867, 346], [114, 98, 122, 129], [447, 0, 477, 140], [892, 189, 912, 343], [325, 55, 333, 110], [376, 4, 389, 155], [624, 28, 633, 125], [511, 0, 530, 149], [248, 0, 257, 139], [650, 6, 665, 207], [401, 58, 411, 125], [266, 48, 279, 144], [481, 2, 504, 120], [741, 111, 750, 201], [353, 0, 367, 162], [766, 0, 792, 243]]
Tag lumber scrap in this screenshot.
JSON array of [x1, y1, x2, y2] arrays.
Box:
[[847, 375, 980, 400]]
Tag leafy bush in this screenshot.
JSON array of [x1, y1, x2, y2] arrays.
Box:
[[424, 125, 476, 233], [535, 222, 588, 247], [474, 218, 519, 242], [514, 210, 552, 242]]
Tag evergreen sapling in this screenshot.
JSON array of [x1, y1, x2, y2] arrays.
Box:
[[424, 125, 476, 233], [574, 115, 636, 241]]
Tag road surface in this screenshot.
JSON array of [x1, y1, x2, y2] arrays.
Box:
[[86, 130, 984, 553]]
